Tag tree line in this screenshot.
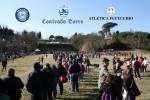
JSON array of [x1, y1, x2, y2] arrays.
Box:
[[70, 22, 150, 51], [0, 22, 150, 54], [0, 26, 41, 54]]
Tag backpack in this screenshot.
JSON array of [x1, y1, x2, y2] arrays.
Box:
[[101, 92, 112, 100]]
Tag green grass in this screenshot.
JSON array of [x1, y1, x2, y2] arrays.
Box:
[[0, 54, 150, 100]]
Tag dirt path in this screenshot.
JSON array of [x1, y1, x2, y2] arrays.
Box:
[[56, 68, 99, 100]]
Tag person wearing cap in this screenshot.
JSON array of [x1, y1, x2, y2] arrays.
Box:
[[2, 68, 24, 100], [98, 58, 109, 89]]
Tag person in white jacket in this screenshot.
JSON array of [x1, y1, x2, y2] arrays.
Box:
[[143, 57, 149, 72], [98, 58, 109, 89]]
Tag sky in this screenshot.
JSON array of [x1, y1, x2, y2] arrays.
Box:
[[0, 0, 150, 39]]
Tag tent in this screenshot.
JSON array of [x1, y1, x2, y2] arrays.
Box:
[[34, 49, 41, 52]]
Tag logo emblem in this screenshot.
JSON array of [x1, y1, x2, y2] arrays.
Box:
[[15, 8, 30, 22], [106, 6, 115, 16], [59, 5, 69, 17]]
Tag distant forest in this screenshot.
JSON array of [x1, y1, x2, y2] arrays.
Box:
[[0, 22, 150, 53]]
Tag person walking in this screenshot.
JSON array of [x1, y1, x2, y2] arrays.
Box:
[[84, 56, 90, 73], [69, 59, 81, 92], [2, 56, 8, 72], [26, 62, 46, 100], [52, 65, 58, 99], [2, 68, 24, 100], [98, 74, 117, 100], [122, 68, 141, 100], [114, 59, 123, 100], [133, 57, 141, 79], [143, 57, 149, 72], [57, 62, 67, 95], [41, 56, 44, 64], [113, 56, 117, 73], [98, 58, 109, 89], [42, 63, 55, 100]]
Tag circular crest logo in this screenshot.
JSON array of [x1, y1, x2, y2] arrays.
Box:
[[106, 6, 115, 16], [15, 8, 30, 22], [59, 5, 69, 17]]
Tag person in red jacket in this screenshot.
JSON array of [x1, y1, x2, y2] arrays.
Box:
[[139, 56, 144, 72], [57, 62, 67, 95]]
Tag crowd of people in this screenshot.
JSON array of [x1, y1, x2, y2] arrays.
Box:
[[98, 54, 150, 100], [0, 51, 149, 100], [0, 52, 89, 100], [0, 68, 24, 100]]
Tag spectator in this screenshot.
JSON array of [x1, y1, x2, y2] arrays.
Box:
[[57, 62, 67, 95], [52, 65, 58, 99], [114, 58, 123, 73], [113, 56, 117, 72], [131, 58, 135, 70], [98, 74, 117, 100], [84, 56, 90, 73], [41, 56, 44, 64], [143, 57, 149, 72], [42, 63, 55, 100], [123, 68, 141, 100], [2, 57, 7, 72], [98, 58, 109, 89], [78, 60, 85, 80], [133, 57, 141, 79], [69, 59, 81, 92], [2, 68, 24, 100], [114, 60, 123, 100], [139, 56, 144, 72], [26, 62, 46, 100], [126, 58, 131, 69]]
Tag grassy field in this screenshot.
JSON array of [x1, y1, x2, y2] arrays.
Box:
[[0, 54, 150, 100]]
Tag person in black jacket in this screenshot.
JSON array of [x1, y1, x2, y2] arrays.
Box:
[[123, 68, 141, 100], [114, 58, 123, 100], [2, 68, 24, 100], [42, 63, 55, 100], [69, 59, 81, 92], [52, 65, 58, 99], [57, 62, 67, 95], [26, 62, 46, 100], [2, 57, 7, 72], [133, 57, 141, 79]]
